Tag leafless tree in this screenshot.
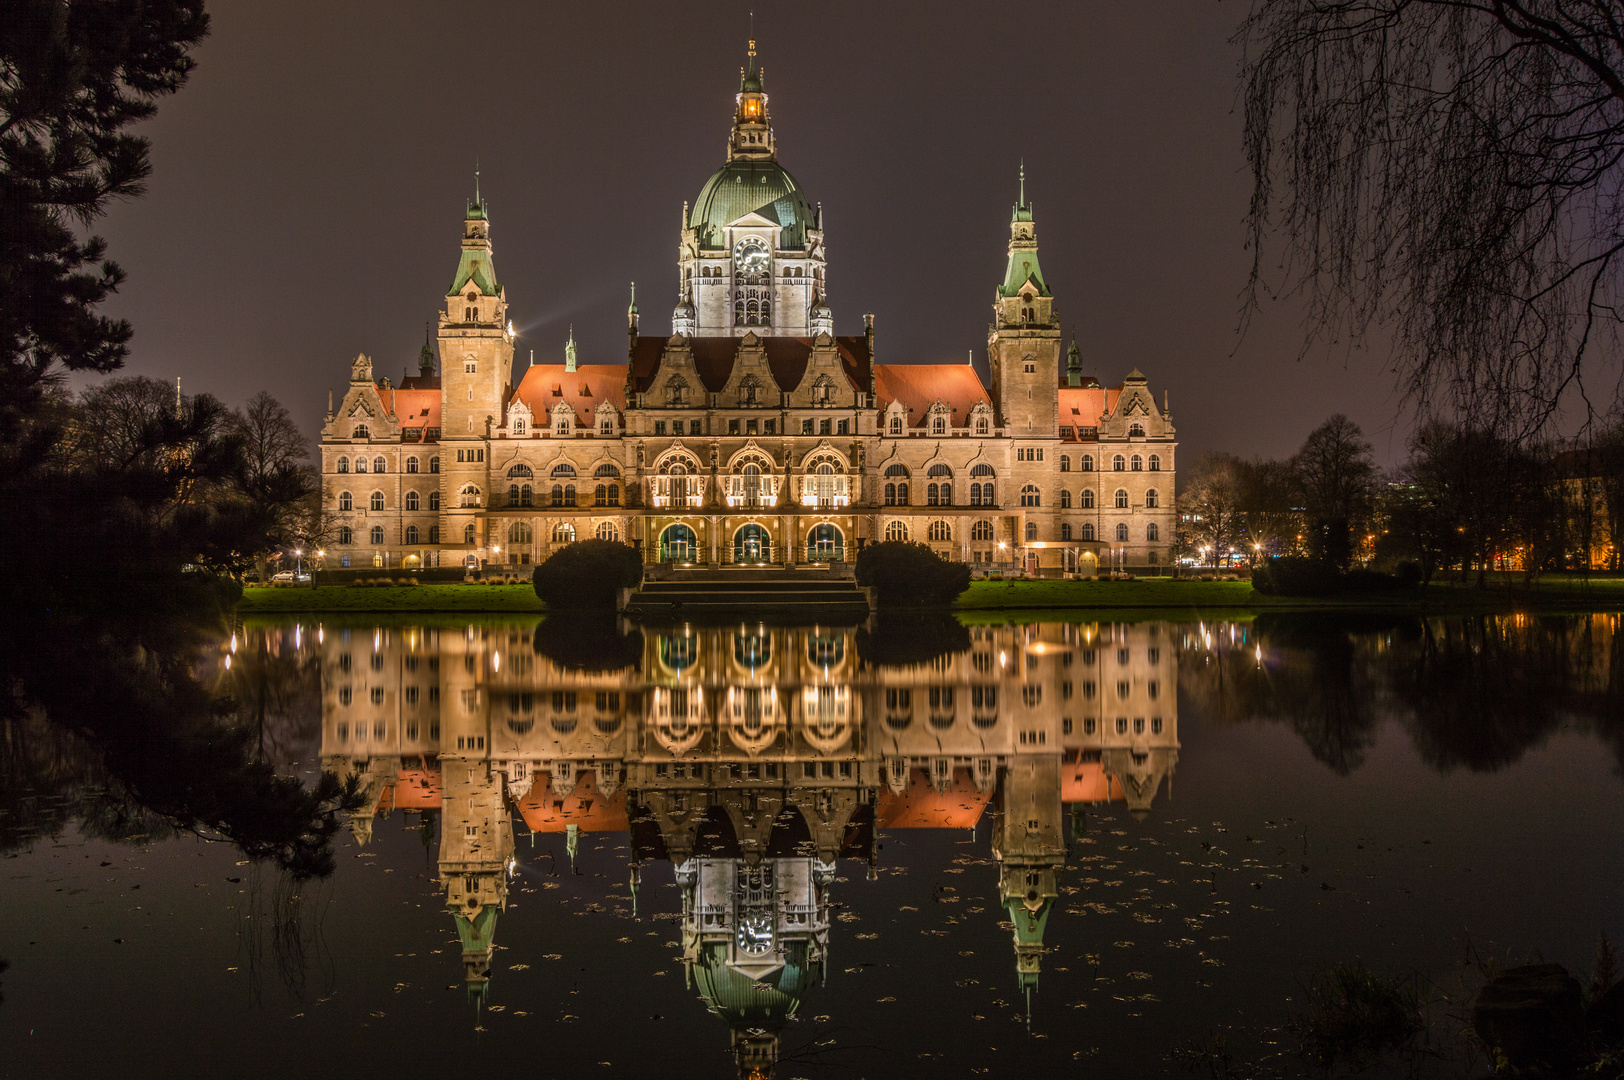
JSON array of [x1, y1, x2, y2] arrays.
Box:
[[1293, 414, 1378, 567], [227, 391, 317, 579], [1182, 453, 1248, 565], [1240, 1, 1624, 436]]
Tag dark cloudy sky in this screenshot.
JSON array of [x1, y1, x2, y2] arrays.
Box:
[[96, 0, 1410, 463]]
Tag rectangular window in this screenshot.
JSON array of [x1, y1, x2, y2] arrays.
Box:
[[654, 420, 667, 436], [746, 419, 758, 435], [729, 418, 740, 435], [671, 419, 683, 436], [457, 449, 465, 462], [764, 419, 775, 434], [837, 419, 849, 435], [802, 419, 814, 435]]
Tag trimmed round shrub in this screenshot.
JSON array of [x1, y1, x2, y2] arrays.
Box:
[[532, 539, 642, 609], [855, 541, 971, 607]]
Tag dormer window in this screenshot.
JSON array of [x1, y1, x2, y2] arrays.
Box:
[[512, 418, 525, 436], [665, 376, 690, 407], [352, 424, 369, 439], [465, 360, 477, 374], [931, 414, 947, 435], [889, 415, 903, 435], [811, 374, 834, 406], [975, 416, 989, 435]]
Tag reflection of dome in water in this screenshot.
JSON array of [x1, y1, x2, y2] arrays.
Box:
[[692, 940, 818, 1030]]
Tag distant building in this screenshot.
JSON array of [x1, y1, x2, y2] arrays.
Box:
[[319, 41, 1177, 577]]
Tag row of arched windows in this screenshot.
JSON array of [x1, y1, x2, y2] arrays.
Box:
[[1056, 488, 1160, 509], [336, 455, 440, 475], [1058, 453, 1163, 473]]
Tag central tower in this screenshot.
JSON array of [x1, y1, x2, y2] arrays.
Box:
[[676, 40, 827, 337]]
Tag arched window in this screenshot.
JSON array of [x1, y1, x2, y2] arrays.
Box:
[[563, 484, 576, 506], [551, 463, 576, 478], [888, 415, 903, 434], [594, 463, 621, 478], [1020, 484, 1040, 507], [596, 522, 619, 542], [1129, 423, 1146, 437], [1081, 522, 1095, 541], [1148, 454, 1161, 471], [336, 457, 349, 473], [1024, 522, 1038, 542], [405, 524, 420, 544], [1081, 455, 1094, 471], [508, 464, 533, 478], [806, 523, 844, 562], [927, 463, 952, 478], [552, 522, 576, 543], [509, 522, 532, 544], [1145, 488, 1159, 508], [1116, 523, 1129, 542], [507, 483, 520, 506], [429, 491, 440, 511], [464, 523, 477, 545], [405, 491, 420, 511], [512, 417, 526, 436], [429, 456, 440, 473], [370, 491, 384, 511], [1131, 454, 1143, 471], [520, 484, 532, 506], [1061, 523, 1072, 540], [885, 520, 908, 542], [1060, 455, 1071, 472], [373, 456, 386, 473], [971, 520, 994, 541], [1147, 522, 1160, 542], [338, 526, 353, 544], [974, 415, 989, 435], [370, 525, 384, 544], [1081, 489, 1095, 509], [1113, 455, 1125, 471], [1060, 489, 1072, 509], [930, 414, 946, 435], [338, 491, 352, 512], [428, 525, 440, 544], [594, 483, 607, 506], [459, 484, 481, 508], [354, 456, 367, 474], [554, 412, 570, 436], [1114, 489, 1129, 509], [352, 424, 368, 439], [928, 520, 951, 541], [406, 456, 418, 474]]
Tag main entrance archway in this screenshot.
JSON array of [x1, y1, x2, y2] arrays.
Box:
[[733, 523, 771, 564], [660, 523, 698, 563], [806, 523, 844, 563]]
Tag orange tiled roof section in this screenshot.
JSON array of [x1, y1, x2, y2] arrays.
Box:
[[1057, 385, 1120, 440], [373, 767, 444, 812], [376, 385, 442, 441], [626, 335, 873, 394], [872, 364, 990, 428], [513, 770, 629, 833], [875, 766, 993, 829], [1062, 760, 1125, 804], [510, 365, 627, 427]]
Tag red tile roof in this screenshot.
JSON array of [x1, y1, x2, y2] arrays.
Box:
[[872, 363, 990, 427], [1062, 760, 1124, 804], [875, 767, 992, 829], [510, 364, 627, 427], [379, 385, 442, 441], [513, 770, 629, 833], [1057, 386, 1119, 438]]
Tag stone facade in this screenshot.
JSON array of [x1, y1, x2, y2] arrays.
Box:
[[319, 43, 1177, 577]]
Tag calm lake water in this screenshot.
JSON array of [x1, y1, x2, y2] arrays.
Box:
[[3, 612, 1622, 1078]]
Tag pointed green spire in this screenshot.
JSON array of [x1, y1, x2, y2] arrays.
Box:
[[565, 326, 577, 372], [419, 323, 436, 376], [1066, 336, 1082, 387]]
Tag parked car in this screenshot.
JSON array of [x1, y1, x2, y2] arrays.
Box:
[[269, 571, 311, 585]]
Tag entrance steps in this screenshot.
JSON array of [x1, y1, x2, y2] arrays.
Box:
[[621, 567, 873, 620]]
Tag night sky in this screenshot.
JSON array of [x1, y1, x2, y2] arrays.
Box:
[[93, 1, 1407, 463]]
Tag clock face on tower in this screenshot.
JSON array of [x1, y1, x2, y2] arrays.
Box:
[[735, 239, 769, 275]]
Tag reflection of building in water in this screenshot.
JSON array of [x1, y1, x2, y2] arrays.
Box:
[[317, 619, 1179, 1069]]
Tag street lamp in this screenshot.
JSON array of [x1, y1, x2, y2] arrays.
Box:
[[294, 548, 303, 575]]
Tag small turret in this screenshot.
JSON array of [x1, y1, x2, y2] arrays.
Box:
[[564, 326, 578, 373], [1067, 336, 1082, 387]]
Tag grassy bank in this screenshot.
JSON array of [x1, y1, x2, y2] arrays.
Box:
[[238, 583, 545, 613]]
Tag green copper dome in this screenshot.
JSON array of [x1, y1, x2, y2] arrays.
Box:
[[690, 160, 815, 251], [692, 942, 818, 1029]]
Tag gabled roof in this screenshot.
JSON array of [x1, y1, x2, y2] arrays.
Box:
[[872, 363, 990, 427], [626, 335, 872, 395], [378, 384, 442, 439], [511, 364, 626, 426], [513, 770, 628, 833], [1056, 385, 1119, 438]]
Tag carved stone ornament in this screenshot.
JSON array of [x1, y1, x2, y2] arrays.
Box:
[[350, 353, 373, 383]]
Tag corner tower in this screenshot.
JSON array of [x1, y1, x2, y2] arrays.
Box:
[[678, 40, 826, 337], [988, 168, 1061, 434], [439, 190, 515, 438]]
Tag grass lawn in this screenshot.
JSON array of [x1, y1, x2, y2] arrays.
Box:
[[238, 583, 545, 613]]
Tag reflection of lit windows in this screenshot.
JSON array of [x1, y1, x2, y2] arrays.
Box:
[[1115, 717, 1128, 735]]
